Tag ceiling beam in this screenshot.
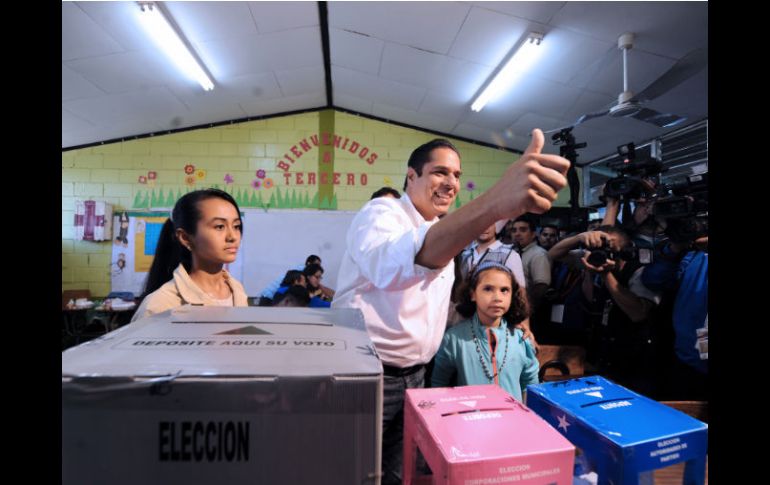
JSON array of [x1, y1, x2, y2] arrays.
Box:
[[318, 1, 333, 107]]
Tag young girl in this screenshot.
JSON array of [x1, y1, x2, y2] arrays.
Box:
[[131, 189, 248, 321], [431, 261, 539, 401]]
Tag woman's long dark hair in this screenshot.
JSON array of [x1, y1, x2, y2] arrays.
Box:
[[280, 270, 305, 287], [455, 263, 529, 326], [141, 189, 242, 298]]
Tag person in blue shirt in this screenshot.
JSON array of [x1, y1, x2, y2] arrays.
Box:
[[272, 268, 330, 308], [258, 254, 321, 306], [303, 264, 332, 307], [431, 261, 539, 401], [641, 236, 708, 399]]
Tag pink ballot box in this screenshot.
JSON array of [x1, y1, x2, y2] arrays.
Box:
[[404, 385, 575, 484]]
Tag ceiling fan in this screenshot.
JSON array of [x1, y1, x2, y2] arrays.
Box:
[[546, 32, 707, 134]]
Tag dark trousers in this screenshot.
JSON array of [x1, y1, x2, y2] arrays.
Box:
[[381, 367, 425, 485]]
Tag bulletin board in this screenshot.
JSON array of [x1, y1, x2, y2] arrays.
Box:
[[109, 209, 355, 297]]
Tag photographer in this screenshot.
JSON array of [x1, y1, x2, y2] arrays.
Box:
[[543, 229, 613, 344], [600, 143, 670, 265], [638, 231, 708, 400], [602, 188, 667, 265], [548, 226, 626, 336], [560, 225, 662, 395]]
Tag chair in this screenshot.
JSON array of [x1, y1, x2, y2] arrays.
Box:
[[537, 344, 586, 382]]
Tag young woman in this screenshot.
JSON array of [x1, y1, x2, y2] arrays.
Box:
[[131, 189, 248, 321], [431, 262, 539, 401], [302, 263, 335, 304]]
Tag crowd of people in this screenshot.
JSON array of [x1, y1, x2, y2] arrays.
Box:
[[130, 132, 706, 484]]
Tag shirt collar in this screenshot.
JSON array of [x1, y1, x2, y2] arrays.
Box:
[[173, 264, 234, 304], [401, 192, 439, 225], [472, 313, 507, 340]]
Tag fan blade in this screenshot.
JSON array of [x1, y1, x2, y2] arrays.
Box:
[[543, 108, 611, 135], [631, 107, 687, 128], [575, 108, 611, 126], [631, 48, 707, 103]]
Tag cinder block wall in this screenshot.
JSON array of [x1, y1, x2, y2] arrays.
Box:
[[62, 109, 573, 295]]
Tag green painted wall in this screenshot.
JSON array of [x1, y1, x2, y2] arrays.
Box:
[[62, 110, 575, 294]]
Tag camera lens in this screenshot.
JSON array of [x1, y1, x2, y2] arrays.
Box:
[[587, 250, 609, 267]]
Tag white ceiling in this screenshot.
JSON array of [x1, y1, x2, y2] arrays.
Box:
[[62, 1, 708, 164]]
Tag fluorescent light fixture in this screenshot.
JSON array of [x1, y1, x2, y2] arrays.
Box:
[[471, 32, 544, 112], [138, 1, 214, 91]]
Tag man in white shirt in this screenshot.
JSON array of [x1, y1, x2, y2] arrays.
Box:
[[333, 131, 570, 484]]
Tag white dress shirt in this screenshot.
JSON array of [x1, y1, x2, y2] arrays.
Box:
[[332, 193, 454, 367]]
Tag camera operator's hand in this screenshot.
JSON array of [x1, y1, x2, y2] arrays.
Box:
[[579, 230, 610, 249], [693, 236, 708, 251], [600, 186, 620, 226], [581, 251, 617, 274], [548, 230, 608, 262], [640, 177, 657, 194]]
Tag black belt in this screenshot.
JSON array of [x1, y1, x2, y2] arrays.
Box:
[[382, 363, 425, 377]]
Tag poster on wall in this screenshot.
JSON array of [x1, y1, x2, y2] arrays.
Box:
[[110, 211, 244, 295]]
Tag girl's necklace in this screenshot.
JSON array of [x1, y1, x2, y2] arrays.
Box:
[[470, 316, 510, 382]]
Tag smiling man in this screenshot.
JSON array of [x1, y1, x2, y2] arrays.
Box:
[[332, 132, 570, 484]]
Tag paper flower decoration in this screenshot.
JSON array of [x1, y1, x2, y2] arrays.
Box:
[[263, 178, 274, 189], [256, 169, 266, 179], [224, 174, 234, 184], [251, 179, 261, 189], [184, 164, 195, 175]]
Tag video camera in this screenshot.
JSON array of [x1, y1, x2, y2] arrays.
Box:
[[653, 172, 708, 243], [602, 141, 665, 201]]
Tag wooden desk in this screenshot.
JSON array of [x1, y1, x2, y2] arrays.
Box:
[[654, 456, 708, 484]]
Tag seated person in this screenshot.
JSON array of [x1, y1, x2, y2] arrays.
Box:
[[257, 254, 321, 306], [303, 263, 335, 302], [275, 268, 330, 308], [273, 285, 311, 307]]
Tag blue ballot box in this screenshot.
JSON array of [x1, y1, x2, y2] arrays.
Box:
[[527, 376, 707, 485]]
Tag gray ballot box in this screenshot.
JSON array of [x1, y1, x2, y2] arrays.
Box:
[[62, 306, 383, 485]]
